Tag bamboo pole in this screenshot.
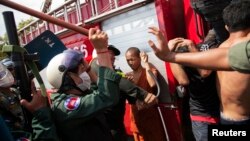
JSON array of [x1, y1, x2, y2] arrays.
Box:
[[0, 0, 89, 35]]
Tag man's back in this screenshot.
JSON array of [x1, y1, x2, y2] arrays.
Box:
[[217, 70, 250, 119], [217, 33, 250, 122]]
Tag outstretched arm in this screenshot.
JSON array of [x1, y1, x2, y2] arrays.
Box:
[[169, 48, 230, 71], [148, 26, 231, 71]]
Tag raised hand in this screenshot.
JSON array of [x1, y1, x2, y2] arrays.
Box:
[[180, 39, 197, 52], [148, 26, 171, 61], [140, 52, 148, 63], [89, 28, 108, 51], [88, 28, 113, 69], [168, 38, 185, 51]]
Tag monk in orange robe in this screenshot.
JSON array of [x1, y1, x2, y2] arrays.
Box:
[[125, 47, 167, 141]]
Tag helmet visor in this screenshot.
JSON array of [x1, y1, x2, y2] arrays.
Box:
[[0, 63, 14, 87], [62, 49, 85, 70]]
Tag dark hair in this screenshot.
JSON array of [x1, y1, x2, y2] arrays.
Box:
[[58, 74, 77, 93], [126, 47, 140, 57], [223, 0, 250, 32]]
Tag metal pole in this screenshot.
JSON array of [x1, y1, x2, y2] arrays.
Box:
[[0, 0, 89, 35], [3, 11, 32, 131], [148, 70, 170, 141]]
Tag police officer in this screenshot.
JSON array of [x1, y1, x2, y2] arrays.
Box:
[[46, 28, 122, 141], [0, 61, 58, 140], [90, 45, 158, 141], [0, 61, 25, 132]]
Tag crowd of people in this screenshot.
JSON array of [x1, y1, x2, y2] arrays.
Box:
[[0, 0, 249, 141], [148, 0, 250, 125]]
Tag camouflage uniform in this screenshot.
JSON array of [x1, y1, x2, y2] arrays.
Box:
[[0, 88, 25, 131]]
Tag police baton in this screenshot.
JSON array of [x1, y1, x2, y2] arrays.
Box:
[[148, 70, 170, 141]]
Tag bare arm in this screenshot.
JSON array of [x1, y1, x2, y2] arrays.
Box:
[[184, 39, 213, 77], [173, 49, 230, 70], [170, 63, 189, 86], [148, 26, 231, 71], [168, 37, 209, 81], [89, 28, 113, 70], [141, 52, 158, 87]]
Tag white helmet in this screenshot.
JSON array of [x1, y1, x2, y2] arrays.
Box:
[[46, 49, 84, 89], [0, 62, 14, 87]]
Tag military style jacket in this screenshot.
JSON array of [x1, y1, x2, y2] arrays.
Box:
[[50, 67, 121, 141], [0, 88, 25, 131], [0, 89, 58, 141], [90, 58, 148, 132]]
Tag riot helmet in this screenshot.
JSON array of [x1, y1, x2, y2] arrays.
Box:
[[46, 49, 84, 89], [0, 62, 14, 87], [1, 58, 14, 70]]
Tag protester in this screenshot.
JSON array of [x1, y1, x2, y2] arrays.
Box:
[[125, 47, 166, 141], [169, 38, 220, 141], [148, 0, 250, 125], [149, 36, 250, 72]]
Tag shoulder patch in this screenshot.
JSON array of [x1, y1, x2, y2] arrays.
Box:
[[64, 97, 80, 110]]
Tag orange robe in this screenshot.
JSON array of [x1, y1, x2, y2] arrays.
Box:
[[130, 68, 167, 141]]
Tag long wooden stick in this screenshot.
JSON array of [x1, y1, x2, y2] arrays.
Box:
[[0, 0, 89, 35]]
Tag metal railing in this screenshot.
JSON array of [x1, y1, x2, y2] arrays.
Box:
[[18, 0, 84, 45], [18, 0, 149, 45]]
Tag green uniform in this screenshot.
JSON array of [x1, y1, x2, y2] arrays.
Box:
[[0, 89, 58, 141], [31, 107, 58, 141], [229, 40, 250, 73], [50, 67, 121, 141], [90, 58, 148, 141]]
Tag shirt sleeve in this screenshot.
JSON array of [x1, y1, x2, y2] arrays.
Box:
[[57, 67, 121, 120], [229, 41, 250, 73], [32, 107, 59, 141], [119, 78, 148, 104]]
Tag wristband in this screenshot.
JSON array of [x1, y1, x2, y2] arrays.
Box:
[[96, 50, 109, 54]]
